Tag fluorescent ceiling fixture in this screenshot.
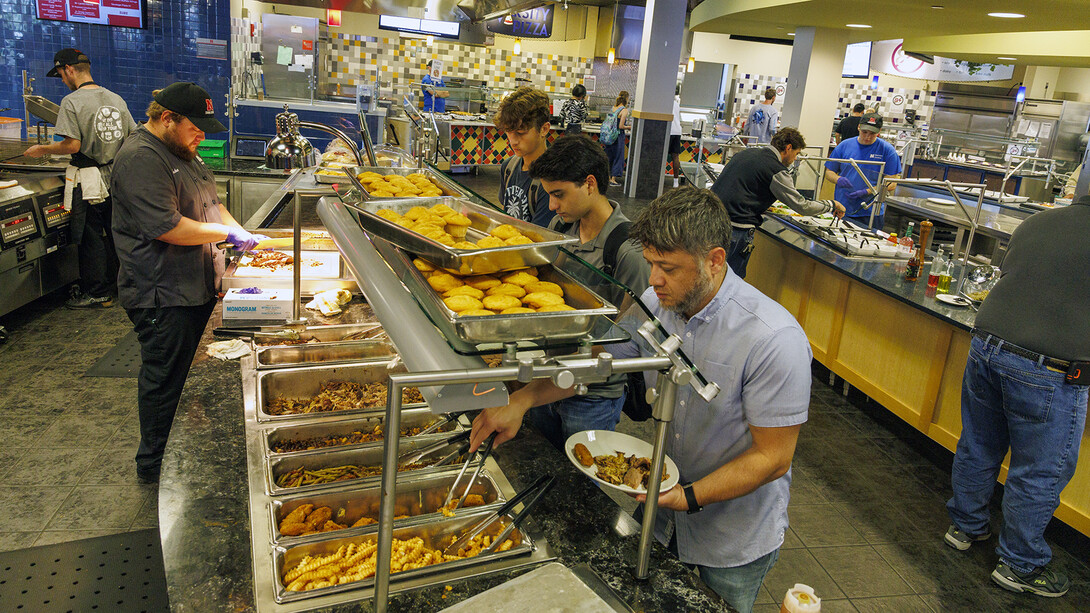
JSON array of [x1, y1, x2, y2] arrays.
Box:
[[997, 56, 1017, 60], [987, 12, 1025, 18], [378, 14, 460, 38], [846, 23, 872, 28], [787, 32, 795, 36]]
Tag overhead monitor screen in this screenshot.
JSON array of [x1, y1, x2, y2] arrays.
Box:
[[842, 41, 872, 79], [36, 0, 147, 28]]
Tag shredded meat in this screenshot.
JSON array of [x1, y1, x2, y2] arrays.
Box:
[[270, 420, 441, 453], [266, 380, 425, 416]]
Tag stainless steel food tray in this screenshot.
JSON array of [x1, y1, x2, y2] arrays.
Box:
[[271, 509, 534, 604], [269, 469, 504, 545], [347, 196, 578, 275], [314, 164, 356, 184], [250, 323, 384, 349], [256, 339, 395, 369], [263, 409, 461, 458], [256, 361, 427, 423], [267, 439, 473, 496], [384, 242, 619, 344], [342, 166, 468, 200]]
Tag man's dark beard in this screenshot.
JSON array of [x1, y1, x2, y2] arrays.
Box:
[[164, 126, 197, 161], [665, 265, 713, 317]]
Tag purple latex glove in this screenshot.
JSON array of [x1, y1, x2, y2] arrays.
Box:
[[225, 227, 267, 252], [835, 176, 854, 189], [848, 188, 871, 200]]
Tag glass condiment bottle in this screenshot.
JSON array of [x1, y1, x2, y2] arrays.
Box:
[[887, 232, 898, 245], [905, 220, 933, 282], [937, 258, 954, 294], [899, 222, 915, 255], [928, 247, 945, 288]]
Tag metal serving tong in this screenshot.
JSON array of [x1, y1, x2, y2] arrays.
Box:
[[442, 474, 555, 557], [212, 327, 301, 341], [397, 430, 470, 467], [416, 412, 463, 438], [441, 432, 496, 512]]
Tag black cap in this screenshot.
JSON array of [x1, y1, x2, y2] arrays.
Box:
[[859, 112, 883, 133], [153, 82, 227, 133], [47, 48, 90, 78]]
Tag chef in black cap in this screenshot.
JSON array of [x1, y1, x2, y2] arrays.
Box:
[[110, 82, 266, 484], [25, 48, 137, 308]]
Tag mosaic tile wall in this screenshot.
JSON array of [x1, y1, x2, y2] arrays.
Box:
[[589, 58, 640, 112], [734, 73, 937, 127], [2, 0, 232, 138]]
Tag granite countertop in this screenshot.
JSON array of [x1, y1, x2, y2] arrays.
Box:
[[203, 157, 298, 179], [159, 302, 731, 612], [760, 216, 977, 332]]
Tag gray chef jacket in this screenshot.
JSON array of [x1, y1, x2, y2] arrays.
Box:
[[111, 125, 226, 309]]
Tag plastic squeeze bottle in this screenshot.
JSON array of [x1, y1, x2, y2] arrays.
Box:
[[781, 583, 821, 613]]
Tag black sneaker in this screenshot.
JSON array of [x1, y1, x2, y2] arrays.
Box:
[[944, 524, 991, 551], [66, 292, 114, 309], [137, 470, 160, 485], [991, 561, 1069, 597]]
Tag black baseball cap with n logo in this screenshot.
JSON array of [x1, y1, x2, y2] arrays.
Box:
[[153, 82, 227, 133], [47, 48, 90, 77]]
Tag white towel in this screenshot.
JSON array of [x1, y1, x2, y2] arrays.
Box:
[[63, 165, 109, 211], [206, 339, 251, 360], [305, 288, 352, 316]]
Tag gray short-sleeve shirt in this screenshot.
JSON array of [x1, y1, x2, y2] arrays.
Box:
[[111, 126, 225, 309], [54, 87, 136, 181]]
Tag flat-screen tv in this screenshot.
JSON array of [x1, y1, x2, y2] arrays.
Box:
[[379, 15, 460, 39], [36, 0, 147, 28], [842, 41, 872, 79]]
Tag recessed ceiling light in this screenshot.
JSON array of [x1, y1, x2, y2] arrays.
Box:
[[787, 32, 795, 36], [987, 12, 1025, 18], [997, 56, 1017, 60], [846, 23, 872, 28], [931, 5, 944, 8]]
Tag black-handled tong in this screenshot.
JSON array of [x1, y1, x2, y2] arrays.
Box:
[[441, 432, 496, 511], [442, 474, 555, 557], [397, 430, 470, 467], [416, 412, 462, 438]]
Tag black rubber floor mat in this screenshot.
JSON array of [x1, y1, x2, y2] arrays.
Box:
[[85, 331, 141, 378], [0, 528, 169, 613]]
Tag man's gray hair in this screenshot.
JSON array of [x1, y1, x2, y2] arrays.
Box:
[[630, 187, 731, 258]]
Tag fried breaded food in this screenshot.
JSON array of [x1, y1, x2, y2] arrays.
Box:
[[537, 304, 576, 312], [504, 235, 533, 246], [482, 294, 522, 312], [429, 204, 456, 217], [524, 281, 563, 296], [443, 285, 485, 300], [458, 309, 496, 317], [375, 209, 401, 223], [303, 506, 333, 531], [434, 233, 456, 247], [444, 295, 484, 313], [501, 271, 538, 287], [500, 307, 536, 314], [476, 236, 506, 249], [486, 282, 526, 299], [351, 516, 377, 527], [490, 224, 522, 240], [413, 258, 437, 273], [445, 224, 469, 239], [453, 241, 479, 250], [465, 275, 502, 290], [523, 291, 566, 308], [427, 273, 464, 293], [573, 443, 594, 467], [282, 504, 313, 526]]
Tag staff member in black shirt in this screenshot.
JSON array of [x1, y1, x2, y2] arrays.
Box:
[[835, 103, 865, 143], [111, 82, 265, 483]]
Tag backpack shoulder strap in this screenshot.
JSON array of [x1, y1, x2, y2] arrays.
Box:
[[602, 221, 632, 275]]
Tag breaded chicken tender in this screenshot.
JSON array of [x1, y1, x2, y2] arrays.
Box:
[[428, 273, 464, 293], [500, 307, 536, 314], [490, 224, 522, 240], [465, 275, 502, 290], [486, 282, 526, 299], [501, 271, 538, 287], [522, 291, 566, 308], [443, 285, 485, 300], [444, 295, 484, 313], [536, 304, 576, 312], [482, 294, 522, 312], [476, 236, 505, 249], [458, 309, 496, 317], [524, 281, 563, 296]]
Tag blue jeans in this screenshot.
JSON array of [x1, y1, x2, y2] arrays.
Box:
[[699, 549, 780, 613], [524, 394, 625, 449], [604, 136, 625, 179], [727, 227, 756, 279], [947, 335, 1088, 574]]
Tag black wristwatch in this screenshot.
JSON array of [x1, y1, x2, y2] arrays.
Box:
[[682, 482, 703, 514]]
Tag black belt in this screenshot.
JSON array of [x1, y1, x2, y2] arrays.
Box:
[[972, 330, 1071, 371]]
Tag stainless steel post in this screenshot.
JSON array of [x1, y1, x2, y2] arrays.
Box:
[[373, 373, 405, 613], [287, 191, 306, 325], [357, 110, 379, 167], [636, 364, 691, 579]]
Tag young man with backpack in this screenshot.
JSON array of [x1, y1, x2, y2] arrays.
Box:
[[600, 90, 630, 186], [495, 87, 556, 228], [520, 135, 651, 448], [743, 87, 779, 145]]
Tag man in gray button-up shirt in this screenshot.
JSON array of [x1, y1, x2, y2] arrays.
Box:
[[472, 187, 811, 613]]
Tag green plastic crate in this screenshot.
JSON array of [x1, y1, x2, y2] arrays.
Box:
[[198, 138, 228, 158]]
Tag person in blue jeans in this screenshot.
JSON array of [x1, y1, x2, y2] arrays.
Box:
[[945, 194, 1090, 598]]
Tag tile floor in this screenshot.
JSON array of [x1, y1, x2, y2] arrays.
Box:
[[0, 167, 1086, 612]]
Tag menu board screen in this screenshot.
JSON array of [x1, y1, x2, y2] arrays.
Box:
[[37, 0, 146, 28]]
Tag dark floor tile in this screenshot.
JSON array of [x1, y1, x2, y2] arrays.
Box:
[[841, 411, 901, 439], [0, 486, 73, 531], [7, 447, 100, 486], [852, 465, 944, 507], [0, 379, 79, 416], [0, 413, 59, 446], [0, 447, 25, 472], [904, 462, 954, 499], [81, 448, 143, 486], [985, 584, 1080, 612], [763, 547, 846, 601], [33, 529, 130, 547], [37, 409, 126, 448], [794, 464, 879, 505], [811, 545, 914, 599], [820, 600, 860, 612], [130, 492, 158, 530], [901, 501, 957, 543], [790, 504, 867, 548], [71, 382, 138, 417], [753, 582, 775, 605], [799, 412, 867, 441], [832, 501, 924, 545], [781, 527, 805, 550], [106, 413, 142, 450], [752, 604, 780, 613], [849, 595, 930, 612], [873, 540, 992, 594], [788, 472, 829, 506], [45, 485, 151, 530], [0, 531, 41, 552], [1047, 545, 1090, 586]]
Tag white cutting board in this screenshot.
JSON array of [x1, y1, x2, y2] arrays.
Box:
[[232, 250, 340, 278], [438, 563, 624, 613]]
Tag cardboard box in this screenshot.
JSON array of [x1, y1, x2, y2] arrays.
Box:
[[223, 287, 294, 320]]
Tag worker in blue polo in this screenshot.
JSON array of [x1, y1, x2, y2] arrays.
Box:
[[421, 60, 448, 113], [824, 112, 901, 228]]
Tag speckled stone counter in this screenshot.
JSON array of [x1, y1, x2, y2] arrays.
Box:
[[159, 302, 731, 612], [203, 157, 297, 179]]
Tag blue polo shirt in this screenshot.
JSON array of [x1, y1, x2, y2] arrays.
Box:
[[825, 137, 901, 220], [609, 269, 812, 568], [422, 75, 446, 113]]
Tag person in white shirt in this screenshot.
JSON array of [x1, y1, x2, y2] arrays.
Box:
[[670, 84, 684, 186]]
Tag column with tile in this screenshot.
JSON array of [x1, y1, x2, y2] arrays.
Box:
[[624, 0, 686, 200], [780, 26, 849, 157]]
